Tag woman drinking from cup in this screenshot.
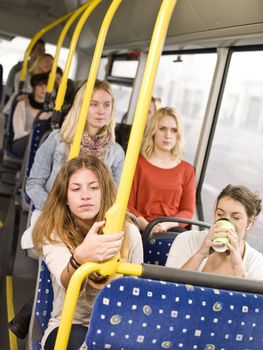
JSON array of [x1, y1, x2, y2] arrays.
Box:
[[166, 184, 263, 279]]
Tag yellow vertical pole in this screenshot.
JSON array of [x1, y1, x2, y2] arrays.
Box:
[[46, 0, 93, 97], [103, 0, 178, 235], [67, 0, 123, 160], [54, 0, 103, 112], [6, 276, 18, 350], [18, 11, 73, 91], [54, 1, 179, 349]]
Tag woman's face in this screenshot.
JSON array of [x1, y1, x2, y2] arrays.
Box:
[[214, 196, 253, 240], [153, 115, 177, 153], [34, 83, 47, 102], [67, 168, 101, 223], [87, 89, 112, 133], [39, 57, 53, 73]]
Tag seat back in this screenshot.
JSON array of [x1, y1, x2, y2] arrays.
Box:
[[143, 236, 178, 265], [28, 260, 54, 350], [82, 276, 263, 350], [4, 92, 29, 154], [143, 217, 211, 266], [20, 116, 51, 211]]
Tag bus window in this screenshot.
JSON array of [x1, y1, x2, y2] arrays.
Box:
[[0, 35, 77, 83], [97, 57, 109, 80], [153, 52, 217, 163], [111, 59, 138, 79], [110, 83, 133, 123], [202, 50, 263, 252], [107, 56, 139, 122]]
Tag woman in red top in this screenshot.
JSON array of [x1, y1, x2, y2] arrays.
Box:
[[128, 107, 195, 233]]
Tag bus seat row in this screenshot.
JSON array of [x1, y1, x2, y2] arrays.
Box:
[[82, 275, 263, 350], [30, 261, 263, 350], [28, 260, 53, 350], [143, 218, 211, 266]]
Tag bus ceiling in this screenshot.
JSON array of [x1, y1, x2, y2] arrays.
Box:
[[0, 0, 263, 50]]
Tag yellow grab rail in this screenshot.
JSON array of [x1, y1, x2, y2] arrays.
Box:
[[46, 0, 93, 98], [55, 1, 178, 349], [19, 11, 73, 91], [54, 0, 103, 111], [6, 276, 18, 350], [68, 0, 122, 158], [54, 261, 143, 350], [103, 0, 178, 234]]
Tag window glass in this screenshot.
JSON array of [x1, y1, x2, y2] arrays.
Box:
[[110, 83, 133, 123], [111, 60, 138, 79], [0, 36, 77, 83], [201, 51, 263, 252], [97, 57, 109, 80], [153, 53, 217, 163]]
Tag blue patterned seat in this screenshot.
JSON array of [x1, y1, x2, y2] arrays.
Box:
[[29, 260, 54, 350], [20, 117, 51, 211], [142, 218, 211, 266], [81, 276, 263, 350], [143, 237, 175, 265]]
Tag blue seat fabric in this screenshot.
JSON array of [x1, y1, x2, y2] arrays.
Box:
[[143, 237, 174, 265], [32, 260, 54, 350], [82, 276, 263, 350]]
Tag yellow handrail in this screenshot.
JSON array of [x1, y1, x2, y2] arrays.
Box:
[[6, 276, 18, 350], [46, 0, 93, 97], [19, 11, 73, 91], [54, 0, 103, 111], [55, 1, 178, 349], [68, 0, 122, 159], [103, 0, 178, 235], [54, 261, 142, 349]]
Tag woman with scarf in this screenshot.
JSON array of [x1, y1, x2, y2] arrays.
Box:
[[11, 72, 52, 159], [22, 80, 124, 252]]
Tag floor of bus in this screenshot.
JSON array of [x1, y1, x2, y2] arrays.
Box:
[[0, 133, 38, 349]]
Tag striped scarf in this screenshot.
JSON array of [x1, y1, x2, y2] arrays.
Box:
[[79, 130, 111, 160]]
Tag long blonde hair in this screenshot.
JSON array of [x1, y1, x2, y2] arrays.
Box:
[[60, 80, 116, 144], [33, 155, 128, 260], [29, 53, 53, 75], [141, 107, 184, 159]]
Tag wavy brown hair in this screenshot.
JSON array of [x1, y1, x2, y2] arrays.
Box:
[[33, 155, 128, 259], [216, 184, 261, 219]]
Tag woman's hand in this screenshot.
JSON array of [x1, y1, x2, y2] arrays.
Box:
[[152, 221, 179, 234], [74, 220, 124, 263], [197, 224, 229, 258], [226, 229, 244, 276]]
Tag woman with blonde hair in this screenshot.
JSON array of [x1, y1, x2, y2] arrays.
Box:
[[22, 80, 124, 252], [26, 79, 124, 211], [3, 53, 54, 115], [128, 107, 195, 233], [14, 53, 54, 93], [32, 155, 143, 349]]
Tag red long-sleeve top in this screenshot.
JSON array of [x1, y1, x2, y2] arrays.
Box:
[[128, 155, 196, 224]]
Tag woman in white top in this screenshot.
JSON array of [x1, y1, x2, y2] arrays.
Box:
[[11, 72, 51, 158], [32, 155, 143, 349], [166, 184, 263, 280]]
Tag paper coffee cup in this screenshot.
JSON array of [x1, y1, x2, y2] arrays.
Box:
[[212, 237, 229, 252], [212, 218, 236, 253]]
